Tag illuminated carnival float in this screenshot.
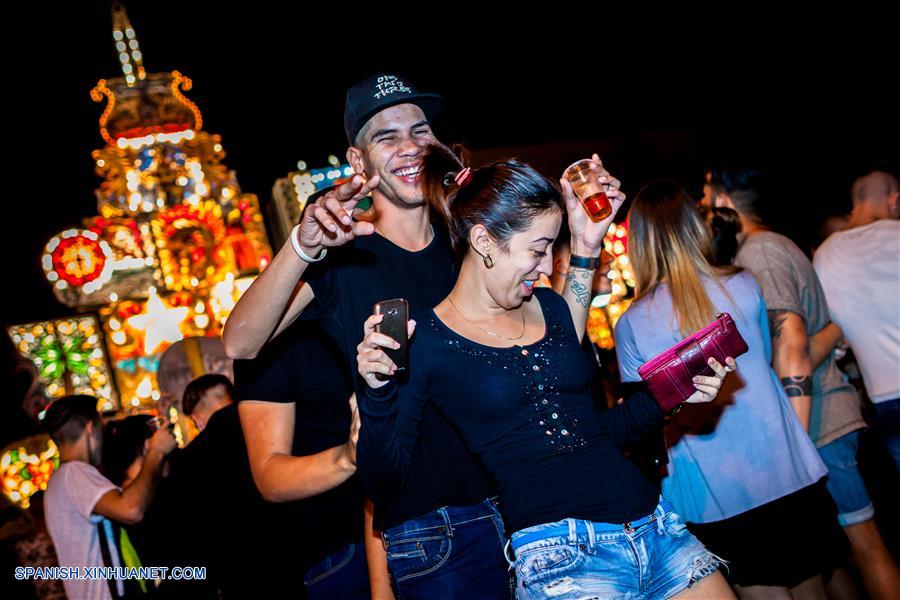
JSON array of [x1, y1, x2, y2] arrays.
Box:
[[4, 5, 276, 507], [3, 5, 362, 510]]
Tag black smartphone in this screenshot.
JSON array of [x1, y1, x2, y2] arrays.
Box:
[[373, 298, 409, 374]]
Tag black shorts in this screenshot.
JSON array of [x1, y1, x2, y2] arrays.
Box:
[[687, 479, 850, 588]]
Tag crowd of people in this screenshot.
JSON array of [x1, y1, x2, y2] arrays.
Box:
[[26, 74, 900, 599]]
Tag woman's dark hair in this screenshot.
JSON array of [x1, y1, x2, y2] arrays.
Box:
[[699, 206, 742, 266], [102, 415, 155, 486], [182, 373, 234, 416], [420, 143, 563, 257]]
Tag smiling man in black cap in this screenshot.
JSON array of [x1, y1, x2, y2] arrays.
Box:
[[224, 74, 511, 598], [343, 74, 443, 210]]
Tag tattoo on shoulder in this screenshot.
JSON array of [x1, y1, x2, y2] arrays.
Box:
[[566, 269, 592, 308], [768, 310, 788, 340], [780, 375, 812, 397]]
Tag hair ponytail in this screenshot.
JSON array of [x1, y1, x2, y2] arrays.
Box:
[[420, 142, 467, 223], [420, 143, 563, 258]]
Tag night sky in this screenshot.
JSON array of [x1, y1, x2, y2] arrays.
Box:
[[5, 3, 897, 328]]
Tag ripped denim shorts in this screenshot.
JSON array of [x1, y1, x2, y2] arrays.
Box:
[[508, 499, 720, 600]]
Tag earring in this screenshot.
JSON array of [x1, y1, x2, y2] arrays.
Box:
[[483, 254, 494, 269]]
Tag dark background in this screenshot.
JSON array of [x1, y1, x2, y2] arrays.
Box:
[[2, 8, 897, 591], [5, 3, 897, 328]]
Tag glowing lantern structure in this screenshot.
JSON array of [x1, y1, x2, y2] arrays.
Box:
[[2, 436, 60, 510], [8, 317, 118, 413], [585, 221, 636, 349], [7, 5, 271, 416]]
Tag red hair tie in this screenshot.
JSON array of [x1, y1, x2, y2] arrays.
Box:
[[454, 167, 472, 187]]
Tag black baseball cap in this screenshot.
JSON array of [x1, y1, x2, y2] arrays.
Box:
[[344, 74, 443, 146]]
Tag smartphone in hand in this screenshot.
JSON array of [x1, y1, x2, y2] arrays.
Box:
[[373, 298, 409, 374]]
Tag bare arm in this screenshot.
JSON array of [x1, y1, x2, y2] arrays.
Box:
[[769, 310, 813, 431], [223, 238, 315, 359], [558, 154, 626, 342], [222, 241, 315, 359], [364, 500, 395, 599], [810, 321, 843, 370], [223, 174, 380, 359], [560, 265, 597, 342], [93, 428, 175, 524], [238, 399, 357, 502]]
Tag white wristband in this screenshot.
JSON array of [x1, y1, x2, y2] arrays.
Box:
[[290, 225, 327, 263]]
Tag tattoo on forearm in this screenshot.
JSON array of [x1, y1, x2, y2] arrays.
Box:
[[566, 268, 593, 308], [781, 375, 812, 397], [768, 310, 788, 340]]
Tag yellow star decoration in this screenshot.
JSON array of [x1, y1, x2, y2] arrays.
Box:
[[127, 288, 189, 354]]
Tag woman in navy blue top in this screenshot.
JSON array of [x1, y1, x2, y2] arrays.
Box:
[[363, 286, 666, 533], [357, 145, 737, 599]]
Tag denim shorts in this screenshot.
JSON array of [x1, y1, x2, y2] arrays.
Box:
[[818, 430, 875, 526], [509, 500, 719, 600], [383, 497, 512, 599]]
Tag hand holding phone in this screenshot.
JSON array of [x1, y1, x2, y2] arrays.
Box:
[[373, 299, 409, 373], [357, 299, 416, 388]]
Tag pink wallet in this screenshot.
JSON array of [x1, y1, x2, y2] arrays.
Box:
[[637, 313, 748, 413]]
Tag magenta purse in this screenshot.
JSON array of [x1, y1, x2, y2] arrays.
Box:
[[637, 313, 748, 413]]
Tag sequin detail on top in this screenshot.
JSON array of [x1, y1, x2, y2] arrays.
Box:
[[428, 306, 586, 454]]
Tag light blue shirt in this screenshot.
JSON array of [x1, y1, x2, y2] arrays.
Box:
[[615, 271, 826, 523]]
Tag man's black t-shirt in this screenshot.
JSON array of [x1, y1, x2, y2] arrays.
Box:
[[146, 404, 308, 597], [302, 225, 496, 531], [232, 321, 364, 566]]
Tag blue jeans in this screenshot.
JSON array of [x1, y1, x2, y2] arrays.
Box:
[[818, 430, 876, 526], [383, 497, 512, 599], [509, 500, 719, 600], [304, 542, 370, 599], [875, 397, 900, 472]]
